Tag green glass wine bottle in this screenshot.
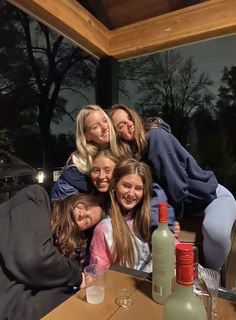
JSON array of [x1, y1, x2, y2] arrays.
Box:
[[152, 201, 175, 304], [164, 244, 208, 320]]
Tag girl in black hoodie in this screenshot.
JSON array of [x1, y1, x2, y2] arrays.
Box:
[[0, 185, 104, 320]]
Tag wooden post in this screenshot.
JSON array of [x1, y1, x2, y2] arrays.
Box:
[[96, 57, 119, 108]]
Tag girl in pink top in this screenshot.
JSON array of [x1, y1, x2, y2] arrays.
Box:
[[90, 158, 179, 272]]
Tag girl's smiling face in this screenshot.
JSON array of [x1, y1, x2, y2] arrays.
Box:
[[110, 109, 135, 141], [115, 173, 144, 211], [91, 156, 116, 193], [84, 110, 110, 145], [73, 203, 103, 231]]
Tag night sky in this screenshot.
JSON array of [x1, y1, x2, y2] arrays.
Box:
[[52, 33, 236, 134]]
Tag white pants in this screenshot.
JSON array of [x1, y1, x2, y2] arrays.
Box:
[[202, 184, 236, 270]]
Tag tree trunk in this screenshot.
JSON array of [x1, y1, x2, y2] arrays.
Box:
[[38, 103, 53, 191]]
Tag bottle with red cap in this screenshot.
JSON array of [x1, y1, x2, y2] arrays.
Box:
[[152, 201, 175, 304], [163, 244, 207, 320]]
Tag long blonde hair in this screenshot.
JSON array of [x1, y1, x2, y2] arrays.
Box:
[[51, 193, 104, 258], [69, 105, 122, 172], [109, 104, 148, 159], [109, 158, 152, 268]]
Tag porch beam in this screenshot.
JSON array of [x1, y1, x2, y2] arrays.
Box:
[[8, 0, 236, 61], [110, 0, 236, 60], [8, 0, 110, 59]]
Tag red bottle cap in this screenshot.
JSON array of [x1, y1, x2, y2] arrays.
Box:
[[176, 244, 194, 286], [158, 202, 168, 223]]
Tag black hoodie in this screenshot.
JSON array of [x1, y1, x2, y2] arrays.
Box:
[[0, 185, 82, 320]]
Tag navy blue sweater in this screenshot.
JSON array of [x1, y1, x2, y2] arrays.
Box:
[[51, 165, 91, 201], [142, 123, 218, 217]]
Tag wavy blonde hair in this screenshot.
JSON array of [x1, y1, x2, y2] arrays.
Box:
[[109, 104, 148, 159], [109, 158, 152, 268], [69, 105, 123, 172], [51, 193, 104, 258]]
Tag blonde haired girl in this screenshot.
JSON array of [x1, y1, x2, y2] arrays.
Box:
[[72, 105, 121, 172], [51, 105, 130, 201]]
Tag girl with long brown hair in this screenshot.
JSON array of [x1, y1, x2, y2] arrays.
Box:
[[109, 104, 236, 271], [51, 192, 105, 259], [90, 158, 153, 272], [0, 184, 104, 320]]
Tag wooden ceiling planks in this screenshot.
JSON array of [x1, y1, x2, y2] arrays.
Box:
[[7, 0, 236, 60], [77, 0, 209, 29]]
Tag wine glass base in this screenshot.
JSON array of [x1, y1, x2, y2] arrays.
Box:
[[115, 296, 134, 308], [211, 312, 221, 320]]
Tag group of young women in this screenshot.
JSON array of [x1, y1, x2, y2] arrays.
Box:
[[53, 103, 236, 271], [1, 104, 236, 319]]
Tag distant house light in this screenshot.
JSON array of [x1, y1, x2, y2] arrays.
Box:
[[36, 168, 62, 184], [36, 170, 44, 183]]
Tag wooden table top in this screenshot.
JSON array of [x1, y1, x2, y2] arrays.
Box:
[[42, 269, 236, 320]]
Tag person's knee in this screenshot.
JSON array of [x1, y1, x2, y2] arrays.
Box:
[[202, 219, 231, 248]]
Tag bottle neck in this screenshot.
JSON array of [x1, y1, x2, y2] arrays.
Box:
[[158, 222, 168, 229], [158, 202, 168, 223], [176, 262, 193, 286], [175, 282, 194, 296]]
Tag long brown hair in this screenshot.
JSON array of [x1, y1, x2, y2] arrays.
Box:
[[109, 158, 152, 268], [51, 193, 104, 258], [109, 104, 148, 159]]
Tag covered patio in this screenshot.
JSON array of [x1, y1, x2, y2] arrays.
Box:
[[7, 0, 236, 290], [7, 0, 236, 107]]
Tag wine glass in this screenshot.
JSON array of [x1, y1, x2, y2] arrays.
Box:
[[114, 288, 134, 308], [199, 267, 221, 320]]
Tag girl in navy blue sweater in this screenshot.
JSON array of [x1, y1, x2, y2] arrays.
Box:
[[109, 104, 236, 271]]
